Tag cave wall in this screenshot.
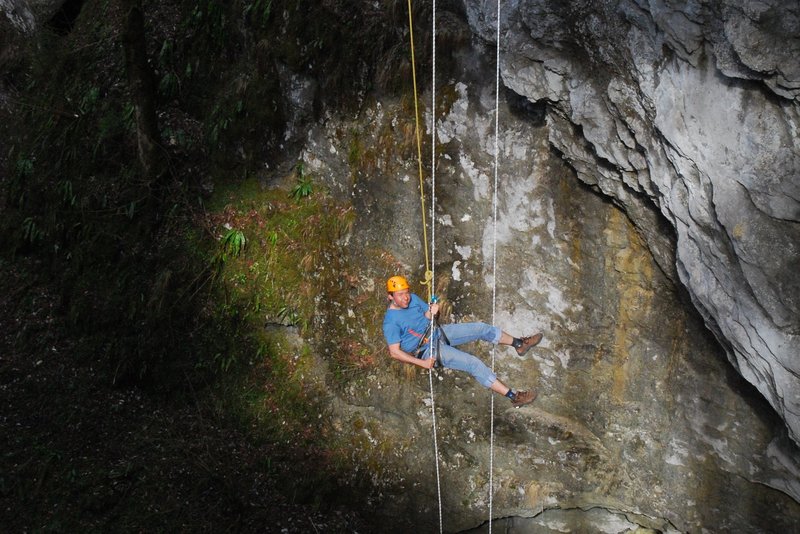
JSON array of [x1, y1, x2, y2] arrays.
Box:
[[461, 0, 800, 448], [4, 0, 798, 531], [295, 5, 800, 529]]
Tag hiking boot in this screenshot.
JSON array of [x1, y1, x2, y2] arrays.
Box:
[[515, 333, 543, 356], [511, 389, 537, 408]]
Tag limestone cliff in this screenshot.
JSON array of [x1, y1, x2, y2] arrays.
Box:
[[463, 0, 800, 448], [297, 1, 800, 531], [4, 0, 798, 531]]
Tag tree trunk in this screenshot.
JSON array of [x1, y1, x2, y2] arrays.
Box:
[[120, 0, 163, 188]]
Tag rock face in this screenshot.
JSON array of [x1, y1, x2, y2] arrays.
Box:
[[3, 0, 797, 531], [0, 0, 65, 34], [296, 1, 800, 531], [463, 0, 800, 448]]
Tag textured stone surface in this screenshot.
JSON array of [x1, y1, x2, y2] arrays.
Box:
[[5, 0, 798, 531], [299, 47, 800, 532], [289, 3, 800, 530], [463, 0, 800, 449], [0, 0, 65, 33]]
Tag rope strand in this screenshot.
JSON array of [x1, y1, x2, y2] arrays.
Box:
[[431, 3, 443, 530], [428, 364, 443, 533], [406, 0, 433, 303], [408, 2, 442, 532], [431, 0, 437, 305], [489, 0, 502, 531], [429, 4, 444, 530]]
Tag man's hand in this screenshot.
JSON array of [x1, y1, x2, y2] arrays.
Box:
[[427, 302, 440, 318], [388, 343, 435, 370]]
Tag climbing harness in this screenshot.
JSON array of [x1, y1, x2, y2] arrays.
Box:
[[412, 314, 449, 367], [407, 1, 443, 532]]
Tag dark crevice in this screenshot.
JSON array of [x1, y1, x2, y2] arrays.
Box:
[[47, 0, 85, 35], [505, 86, 547, 126]]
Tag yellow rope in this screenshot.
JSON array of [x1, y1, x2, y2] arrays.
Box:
[[408, 5, 442, 533], [406, 0, 433, 303]]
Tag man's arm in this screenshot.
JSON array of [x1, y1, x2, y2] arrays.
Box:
[[387, 343, 435, 369]]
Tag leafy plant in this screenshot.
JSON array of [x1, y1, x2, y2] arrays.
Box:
[[212, 228, 247, 272], [208, 114, 230, 145], [348, 134, 362, 167], [79, 86, 100, 114], [157, 40, 181, 99], [213, 351, 237, 373], [122, 102, 135, 131], [57, 180, 76, 207], [187, 0, 228, 50], [21, 217, 44, 244], [15, 155, 34, 181], [159, 71, 180, 99], [222, 228, 246, 258], [244, 0, 272, 26], [289, 162, 313, 200], [277, 305, 300, 325]]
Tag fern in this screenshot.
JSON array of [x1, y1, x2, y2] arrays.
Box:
[[222, 228, 246, 257], [289, 161, 313, 200]]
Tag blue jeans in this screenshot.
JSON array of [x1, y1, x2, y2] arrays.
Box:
[[423, 322, 501, 388]]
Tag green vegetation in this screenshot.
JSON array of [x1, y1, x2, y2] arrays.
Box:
[[203, 176, 355, 337], [0, 0, 417, 531], [289, 162, 314, 200]]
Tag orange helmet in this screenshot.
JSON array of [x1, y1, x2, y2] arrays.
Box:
[[386, 275, 410, 293]]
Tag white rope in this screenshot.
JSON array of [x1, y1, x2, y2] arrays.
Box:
[[428, 362, 443, 533], [488, 0, 501, 531], [428, 2, 443, 533], [431, 0, 437, 289]]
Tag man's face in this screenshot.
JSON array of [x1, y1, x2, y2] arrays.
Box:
[[389, 289, 411, 309]]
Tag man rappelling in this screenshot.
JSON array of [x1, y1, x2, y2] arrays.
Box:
[[382, 275, 542, 407]]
